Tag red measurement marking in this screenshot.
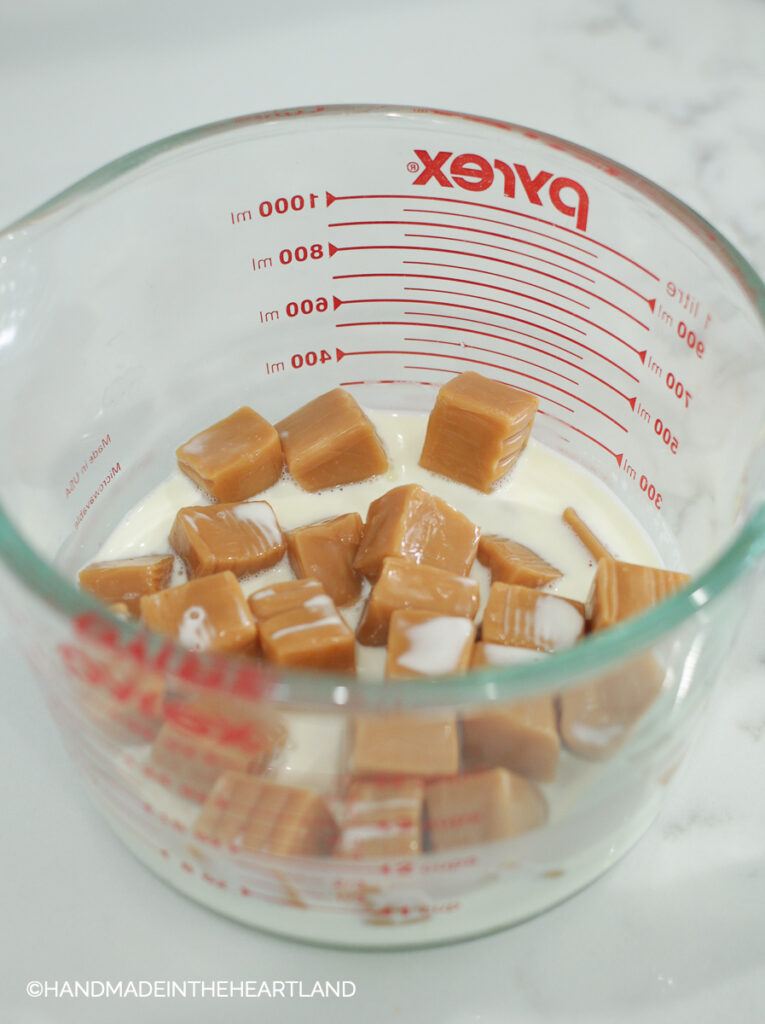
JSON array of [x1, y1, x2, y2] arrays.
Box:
[[340, 379, 437, 387], [406, 327, 580, 384], [330, 217, 602, 282], [325, 191, 659, 280], [403, 206, 599, 257], [401, 313, 631, 403], [335, 294, 584, 355], [337, 320, 633, 415], [400, 228, 653, 304], [402, 285, 586, 336], [402, 365, 573, 413], [336, 344, 626, 428], [403, 230, 596, 282], [335, 274, 640, 380], [404, 266, 645, 362], [539, 410, 624, 463], [329, 242, 649, 329]]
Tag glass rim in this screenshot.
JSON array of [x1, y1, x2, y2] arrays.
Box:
[[1, 102, 765, 708]]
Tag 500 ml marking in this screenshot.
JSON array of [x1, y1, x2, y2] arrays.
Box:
[[621, 457, 663, 509], [231, 193, 319, 224]]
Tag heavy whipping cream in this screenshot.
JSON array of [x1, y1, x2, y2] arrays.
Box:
[[94, 409, 661, 678], [89, 408, 671, 946]]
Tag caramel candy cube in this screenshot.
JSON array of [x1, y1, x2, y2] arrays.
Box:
[[558, 654, 665, 760], [357, 557, 480, 646], [194, 771, 338, 856], [140, 571, 257, 654], [150, 692, 285, 800], [461, 693, 560, 782], [248, 578, 327, 622], [276, 388, 388, 492], [287, 513, 364, 606], [477, 534, 562, 588], [563, 507, 611, 562], [176, 406, 283, 502], [386, 610, 476, 680], [78, 554, 174, 616], [258, 590, 355, 673], [482, 583, 584, 652], [336, 779, 424, 859], [351, 713, 459, 778], [353, 484, 480, 581], [425, 768, 547, 851], [419, 372, 538, 491], [589, 557, 690, 630], [170, 500, 286, 579]]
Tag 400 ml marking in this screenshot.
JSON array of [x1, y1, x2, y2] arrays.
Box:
[[266, 350, 333, 374]]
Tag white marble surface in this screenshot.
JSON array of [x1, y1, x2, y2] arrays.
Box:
[[1, 1, 764, 1021]]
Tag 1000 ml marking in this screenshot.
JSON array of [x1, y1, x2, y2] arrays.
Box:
[[231, 193, 319, 224]]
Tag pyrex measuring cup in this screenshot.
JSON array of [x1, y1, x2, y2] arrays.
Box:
[[1, 105, 764, 948]]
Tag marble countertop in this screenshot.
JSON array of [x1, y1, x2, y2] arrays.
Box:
[[2, 1, 764, 1021]]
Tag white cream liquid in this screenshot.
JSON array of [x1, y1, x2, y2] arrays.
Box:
[[94, 410, 660, 678], [89, 408, 671, 947]]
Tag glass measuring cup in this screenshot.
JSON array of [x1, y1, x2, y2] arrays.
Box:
[[1, 104, 764, 948]]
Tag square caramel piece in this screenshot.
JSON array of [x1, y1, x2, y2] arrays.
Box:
[[170, 500, 286, 579], [353, 484, 480, 581], [419, 372, 539, 491], [248, 578, 326, 622], [176, 406, 283, 502], [193, 771, 338, 856], [386, 610, 476, 680], [276, 388, 388, 492], [258, 589, 356, 673], [461, 691, 559, 782], [351, 713, 459, 778], [140, 571, 257, 654], [336, 778, 424, 859], [425, 768, 547, 852], [78, 554, 174, 616], [477, 535, 562, 588], [150, 692, 286, 801], [558, 654, 665, 761], [287, 512, 364, 606], [482, 582, 584, 652], [357, 557, 479, 646], [588, 557, 690, 631]]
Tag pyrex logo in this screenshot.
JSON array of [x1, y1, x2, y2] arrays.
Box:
[[411, 149, 590, 232]]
